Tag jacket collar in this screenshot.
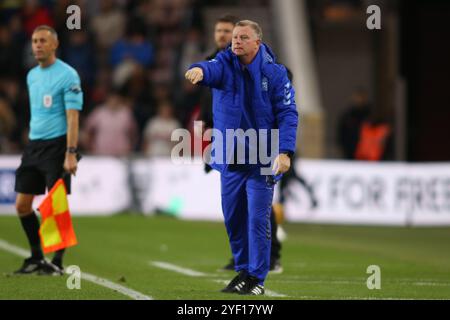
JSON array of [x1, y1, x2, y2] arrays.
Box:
[[228, 43, 276, 78]]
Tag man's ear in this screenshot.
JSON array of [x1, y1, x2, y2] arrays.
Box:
[[53, 39, 59, 51]]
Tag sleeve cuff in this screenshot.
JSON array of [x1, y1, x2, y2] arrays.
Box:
[[280, 150, 294, 160]]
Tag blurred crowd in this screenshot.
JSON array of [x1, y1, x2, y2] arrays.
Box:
[[0, 0, 267, 157], [0, 0, 387, 159]]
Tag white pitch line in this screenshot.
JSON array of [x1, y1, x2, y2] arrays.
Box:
[[270, 277, 450, 287], [150, 261, 208, 277], [149, 260, 288, 297], [0, 239, 153, 300], [78, 273, 152, 300], [0, 239, 29, 257], [413, 282, 450, 287], [148, 261, 447, 299]]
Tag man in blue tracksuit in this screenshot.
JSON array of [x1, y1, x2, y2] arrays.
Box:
[[186, 20, 298, 295]]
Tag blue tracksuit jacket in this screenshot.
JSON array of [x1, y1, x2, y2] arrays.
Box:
[[190, 43, 298, 172]]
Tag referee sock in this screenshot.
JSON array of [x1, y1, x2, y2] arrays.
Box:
[[52, 249, 65, 269], [19, 212, 44, 260]]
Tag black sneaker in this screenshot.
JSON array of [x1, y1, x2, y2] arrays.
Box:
[[37, 260, 64, 276], [51, 259, 64, 271], [236, 276, 265, 296], [13, 257, 44, 275], [269, 259, 283, 274], [220, 270, 247, 293], [219, 258, 235, 272], [50, 259, 65, 276], [246, 283, 265, 296]]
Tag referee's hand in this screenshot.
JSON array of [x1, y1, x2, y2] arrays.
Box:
[[64, 153, 78, 176], [185, 67, 203, 84]]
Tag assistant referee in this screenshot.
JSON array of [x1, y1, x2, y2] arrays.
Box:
[[13, 25, 83, 275]]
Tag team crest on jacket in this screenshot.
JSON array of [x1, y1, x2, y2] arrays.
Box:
[[261, 77, 268, 91]]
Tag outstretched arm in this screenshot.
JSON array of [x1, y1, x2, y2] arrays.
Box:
[[186, 56, 225, 89]]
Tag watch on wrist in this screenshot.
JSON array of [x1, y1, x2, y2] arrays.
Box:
[[67, 147, 78, 154]]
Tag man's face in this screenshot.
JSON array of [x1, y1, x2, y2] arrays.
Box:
[[31, 30, 58, 63], [214, 22, 234, 50], [231, 25, 260, 58]]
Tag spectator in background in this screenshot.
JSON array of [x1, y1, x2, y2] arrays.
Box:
[[90, 0, 125, 51], [89, 66, 112, 109], [8, 13, 27, 45], [354, 113, 393, 161], [83, 90, 138, 157], [122, 65, 155, 148], [147, 0, 189, 32], [197, 14, 238, 170], [0, 77, 27, 149], [149, 46, 176, 84], [143, 81, 174, 132], [110, 21, 154, 68], [0, 0, 23, 22], [21, 0, 54, 36], [338, 88, 371, 159], [142, 101, 180, 157], [151, 83, 172, 105], [0, 25, 24, 77], [63, 29, 95, 86], [178, 28, 205, 79], [0, 97, 16, 153], [176, 80, 202, 127]]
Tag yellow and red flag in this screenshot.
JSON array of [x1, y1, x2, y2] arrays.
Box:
[[38, 179, 77, 253]]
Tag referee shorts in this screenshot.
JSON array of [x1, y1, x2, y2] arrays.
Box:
[[15, 135, 71, 195]]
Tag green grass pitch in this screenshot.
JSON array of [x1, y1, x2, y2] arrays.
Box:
[[0, 214, 449, 300]]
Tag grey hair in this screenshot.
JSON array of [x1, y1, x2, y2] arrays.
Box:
[[33, 25, 58, 41], [235, 20, 263, 40]]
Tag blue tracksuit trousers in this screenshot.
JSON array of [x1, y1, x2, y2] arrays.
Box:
[[220, 167, 274, 284]]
